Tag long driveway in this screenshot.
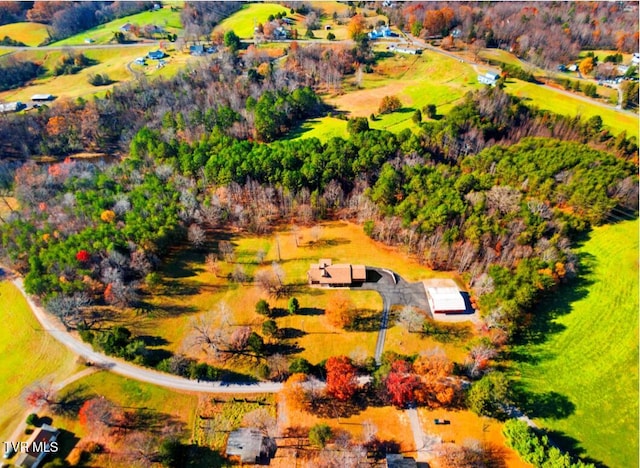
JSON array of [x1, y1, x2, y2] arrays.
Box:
[[10, 278, 282, 394], [354, 268, 431, 363]]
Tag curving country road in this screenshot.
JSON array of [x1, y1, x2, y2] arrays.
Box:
[[10, 277, 282, 394]]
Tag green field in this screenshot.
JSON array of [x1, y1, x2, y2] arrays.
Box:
[[0, 281, 78, 441], [504, 79, 638, 139], [513, 219, 639, 468], [51, 6, 182, 46], [215, 3, 290, 39], [0, 22, 49, 46]]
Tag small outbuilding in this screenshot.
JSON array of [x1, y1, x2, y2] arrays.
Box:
[[31, 94, 54, 102], [425, 279, 466, 314], [225, 428, 276, 464], [0, 101, 26, 113], [189, 44, 204, 56], [478, 71, 499, 86], [147, 49, 166, 60]]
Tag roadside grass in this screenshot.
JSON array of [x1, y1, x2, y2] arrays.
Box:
[[503, 78, 639, 138], [0, 46, 158, 102], [578, 49, 632, 64], [215, 3, 291, 39], [0, 47, 11, 57], [512, 219, 639, 468], [51, 6, 182, 46], [0, 281, 78, 441], [0, 22, 49, 46], [123, 221, 463, 375], [417, 407, 531, 468]]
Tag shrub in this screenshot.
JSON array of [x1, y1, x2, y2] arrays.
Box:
[[309, 423, 332, 448], [378, 95, 402, 114], [255, 299, 271, 317], [327, 32, 335, 40], [26, 413, 38, 426]]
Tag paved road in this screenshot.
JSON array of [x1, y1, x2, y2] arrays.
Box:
[[354, 268, 431, 363], [406, 407, 437, 463], [10, 277, 283, 394]]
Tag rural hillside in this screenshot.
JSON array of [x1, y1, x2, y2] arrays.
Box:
[[0, 1, 637, 468]]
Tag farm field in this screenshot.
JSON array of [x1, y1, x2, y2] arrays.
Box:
[[215, 3, 290, 39], [0, 21, 49, 46], [0, 281, 78, 442], [0, 46, 178, 102], [513, 219, 639, 468], [124, 221, 467, 376], [51, 5, 182, 46], [503, 78, 639, 138]]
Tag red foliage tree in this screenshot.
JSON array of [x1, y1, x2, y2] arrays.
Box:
[[325, 355, 358, 401], [78, 396, 123, 437], [76, 249, 90, 262], [385, 360, 422, 408]]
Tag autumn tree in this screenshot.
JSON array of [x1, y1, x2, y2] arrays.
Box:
[[325, 292, 355, 328], [578, 57, 594, 76], [325, 355, 358, 401], [378, 95, 402, 114], [284, 373, 309, 411], [413, 350, 457, 408], [384, 359, 422, 408], [24, 381, 57, 409], [347, 14, 366, 40], [78, 396, 124, 437]]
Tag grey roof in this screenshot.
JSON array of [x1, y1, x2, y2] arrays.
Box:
[[226, 428, 276, 463], [386, 454, 417, 468]]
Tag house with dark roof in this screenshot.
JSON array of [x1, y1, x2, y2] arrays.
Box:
[[225, 428, 276, 464], [386, 454, 417, 468], [14, 424, 59, 468], [307, 259, 366, 287], [147, 50, 166, 60]]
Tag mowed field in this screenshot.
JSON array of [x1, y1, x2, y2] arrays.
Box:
[[127, 221, 469, 375], [513, 219, 639, 468], [51, 6, 182, 46], [0, 22, 49, 46], [215, 3, 290, 39], [0, 281, 78, 441]]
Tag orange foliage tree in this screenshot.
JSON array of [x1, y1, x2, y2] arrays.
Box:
[[325, 292, 354, 328], [325, 355, 358, 401], [413, 351, 457, 408], [283, 373, 308, 411], [347, 14, 367, 40]]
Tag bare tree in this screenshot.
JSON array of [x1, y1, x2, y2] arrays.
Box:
[[205, 253, 220, 277], [231, 264, 247, 283], [188, 223, 206, 248], [218, 240, 235, 262], [267, 353, 289, 381], [243, 408, 277, 437], [396, 306, 424, 333]]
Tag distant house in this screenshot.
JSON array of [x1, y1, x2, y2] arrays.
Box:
[[395, 46, 422, 55], [273, 26, 289, 39], [368, 25, 392, 39], [225, 428, 276, 464], [84, 38, 94, 44], [386, 454, 417, 468], [632, 53, 640, 66], [119, 22, 133, 33], [568, 63, 578, 72], [31, 94, 53, 102], [0, 101, 25, 113], [190, 44, 204, 56], [147, 50, 166, 60], [478, 71, 499, 86], [425, 279, 466, 314], [14, 424, 59, 468], [134, 57, 146, 65], [308, 259, 366, 287]]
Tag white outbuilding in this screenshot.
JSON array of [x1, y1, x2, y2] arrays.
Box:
[[425, 279, 466, 314]]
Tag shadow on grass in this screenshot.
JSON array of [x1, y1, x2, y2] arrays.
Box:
[[304, 237, 351, 248], [48, 429, 79, 465], [53, 385, 90, 417], [184, 444, 230, 467], [512, 386, 576, 420], [280, 327, 306, 339], [511, 251, 595, 350], [346, 308, 382, 332], [297, 307, 324, 316], [265, 342, 303, 356], [544, 430, 608, 468]]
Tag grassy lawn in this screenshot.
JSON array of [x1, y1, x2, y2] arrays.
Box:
[[512, 219, 639, 468], [417, 408, 531, 468], [503, 78, 638, 138], [0, 196, 18, 224], [0, 281, 78, 441], [51, 6, 182, 46], [0, 46, 163, 102], [215, 3, 290, 39], [124, 221, 465, 375], [51, 371, 198, 439], [0, 22, 49, 46]]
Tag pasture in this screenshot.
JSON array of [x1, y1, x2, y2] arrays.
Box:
[[503, 78, 639, 138], [215, 3, 290, 39], [512, 219, 639, 468], [0, 281, 78, 441], [51, 6, 182, 46], [0, 22, 49, 46]]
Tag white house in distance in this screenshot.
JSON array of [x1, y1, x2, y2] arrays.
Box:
[[424, 279, 466, 314], [478, 71, 500, 86]]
